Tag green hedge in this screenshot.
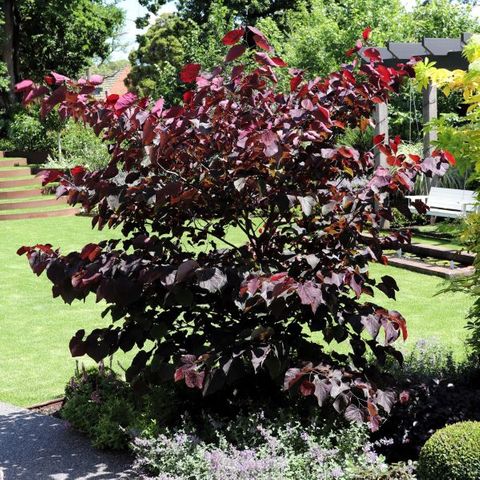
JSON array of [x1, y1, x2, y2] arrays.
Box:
[[417, 421, 480, 480]]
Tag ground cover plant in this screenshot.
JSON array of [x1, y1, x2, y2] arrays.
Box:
[[15, 28, 455, 428], [130, 411, 416, 479], [62, 364, 139, 450]]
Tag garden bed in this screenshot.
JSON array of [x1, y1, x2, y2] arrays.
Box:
[[387, 254, 474, 279], [27, 397, 64, 416], [386, 241, 475, 278]]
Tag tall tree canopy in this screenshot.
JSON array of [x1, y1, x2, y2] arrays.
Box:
[[128, 0, 480, 104], [127, 4, 234, 103], [16, 0, 124, 80], [0, 0, 124, 103], [137, 0, 303, 26]]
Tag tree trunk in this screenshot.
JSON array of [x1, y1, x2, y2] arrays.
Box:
[[2, 0, 19, 104]]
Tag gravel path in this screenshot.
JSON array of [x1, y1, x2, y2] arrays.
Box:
[[0, 402, 133, 479]]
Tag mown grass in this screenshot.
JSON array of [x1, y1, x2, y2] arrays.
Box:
[[0, 216, 474, 406], [0, 216, 125, 406]]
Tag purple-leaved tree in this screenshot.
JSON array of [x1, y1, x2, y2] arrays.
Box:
[[16, 27, 452, 429]]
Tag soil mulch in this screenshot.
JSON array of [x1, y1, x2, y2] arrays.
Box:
[[27, 397, 64, 417]]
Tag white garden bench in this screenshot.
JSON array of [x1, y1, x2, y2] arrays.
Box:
[[407, 187, 479, 219]]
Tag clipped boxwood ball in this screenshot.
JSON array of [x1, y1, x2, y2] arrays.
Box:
[[417, 421, 480, 480]]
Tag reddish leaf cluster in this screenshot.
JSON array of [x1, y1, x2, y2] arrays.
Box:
[[16, 28, 451, 427]]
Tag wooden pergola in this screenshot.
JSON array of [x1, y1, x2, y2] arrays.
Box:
[[360, 33, 472, 167]]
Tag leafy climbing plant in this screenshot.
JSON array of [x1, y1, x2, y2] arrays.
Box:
[[16, 28, 452, 429], [414, 34, 480, 176], [414, 35, 480, 359]]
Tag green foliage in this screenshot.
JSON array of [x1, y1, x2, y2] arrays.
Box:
[[429, 113, 480, 179], [62, 365, 140, 450], [383, 339, 460, 383], [406, 0, 479, 40], [415, 36, 480, 360], [417, 421, 480, 480], [46, 120, 110, 170], [15, 0, 125, 81], [129, 0, 480, 107], [0, 137, 14, 151], [127, 4, 234, 103], [258, 0, 343, 79], [0, 61, 11, 93], [7, 109, 56, 152], [278, 0, 409, 76], [91, 397, 136, 450], [454, 213, 480, 357]]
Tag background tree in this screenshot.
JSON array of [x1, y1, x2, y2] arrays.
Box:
[[15, 0, 124, 81], [407, 0, 479, 39], [0, 0, 124, 103], [137, 0, 303, 27], [127, 13, 191, 102], [0, 0, 124, 150], [127, 3, 235, 103], [128, 0, 480, 108]]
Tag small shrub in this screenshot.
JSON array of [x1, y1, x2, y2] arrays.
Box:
[[62, 365, 140, 450], [375, 341, 480, 462], [391, 209, 427, 228], [7, 110, 56, 152], [0, 138, 15, 151], [91, 397, 136, 450], [45, 120, 110, 170], [417, 421, 480, 480], [383, 339, 459, 382]]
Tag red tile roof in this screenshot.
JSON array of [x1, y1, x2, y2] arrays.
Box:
[[94, 65, 131, 98]]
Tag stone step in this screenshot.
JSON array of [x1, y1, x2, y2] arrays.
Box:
[[0, 177, 41, 188], [0, 188, 43, 200], [0, 196, 67, 211], [0, 207, 79, 221], [0, 167, 32, 178], [0, 203, 73, 215], [387, 256, 474, 279], [0, 157, 27, 167]]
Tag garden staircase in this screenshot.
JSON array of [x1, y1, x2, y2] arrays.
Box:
[[0, 152, 79, 221]]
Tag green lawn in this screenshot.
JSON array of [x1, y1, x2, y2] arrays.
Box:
[[411, 235, 466, 251], [0, 216, 125, 406], [0, 216, 474, 406], [368, 263, 472, 356]]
